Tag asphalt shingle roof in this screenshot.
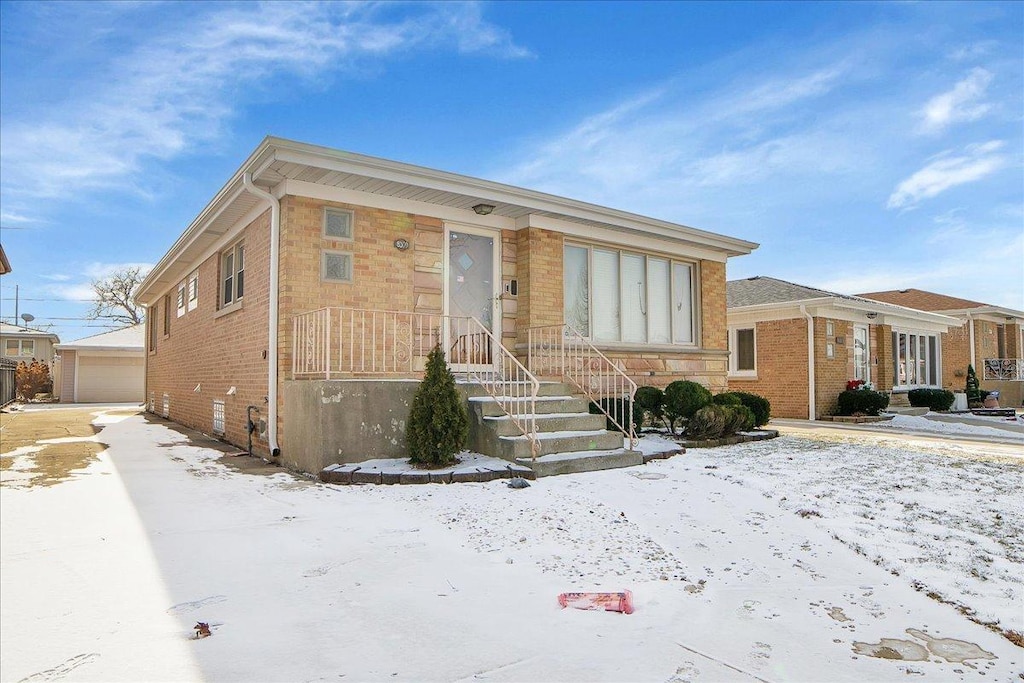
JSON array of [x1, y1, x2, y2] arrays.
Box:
[[726, 276, 867, 308]]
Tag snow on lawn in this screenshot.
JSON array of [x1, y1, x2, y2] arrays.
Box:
[[3, 411, 1023, 682], [684, 433, 1024, 635], [878, 414, 1024, 441]]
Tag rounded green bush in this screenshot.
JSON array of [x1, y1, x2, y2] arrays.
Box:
[[730, 391, 771, 427], [712, 392, 743, 406], [722, 404, 755, 434], [836, 389, 890, 416], [664, 380, 712, 433], [686, 404, 728, 440], [907, 388, 955, 411], [634, 386, 666, 427]]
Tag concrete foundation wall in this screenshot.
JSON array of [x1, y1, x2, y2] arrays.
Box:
[[282, 379, 421, 474]]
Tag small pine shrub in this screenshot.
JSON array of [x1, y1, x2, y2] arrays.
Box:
[[907, 388, 955, 411], [15, 360, 52, 400], [664, 380, 712, 433], [712, 392, 743, 406], [589, 396, 643, 433], [731, 391, 771, 427], [634, 386, 666, 429], [964, 365, 990, 406], [836, 389, 890, 416], [406, 345, 468, 467], [686, 404, 728, 440]]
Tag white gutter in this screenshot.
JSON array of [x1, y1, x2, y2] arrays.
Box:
[[966, 311, 976, 370], [242, 170, 282, 458], [800, 305, 816, 420]]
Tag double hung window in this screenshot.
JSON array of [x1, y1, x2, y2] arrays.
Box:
[[222, 243, 245, 307]]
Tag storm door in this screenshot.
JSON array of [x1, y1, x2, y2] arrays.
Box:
[[445, 225, 500, 370]]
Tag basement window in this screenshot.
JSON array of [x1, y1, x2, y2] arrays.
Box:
[[212, 400, 225, 435], [162, 393, 170, 418]]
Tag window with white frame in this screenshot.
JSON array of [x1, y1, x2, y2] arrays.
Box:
[[563, 244, 696, 345], [728, 327, 756, 376], [324, 207, 354, 240], [187, 270, 199, 311], [892, 330, 939, 388], [322, 250, 353, 283], [853, 324, 869, 382], [221, 242, 245, 307], [176, 282, 186, 317], [212, 400, 225, 435], [4, 339, 35, 357]]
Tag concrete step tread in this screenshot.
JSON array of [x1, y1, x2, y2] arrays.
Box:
[[468, 395, 574, 402], [517, 448, 636, 463], [483, 412, 593, 421], [499, 429, 610, 441]]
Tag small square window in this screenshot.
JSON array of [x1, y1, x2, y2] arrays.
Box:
[[322, 251, 353, 282], [324, 208, 353, 240]]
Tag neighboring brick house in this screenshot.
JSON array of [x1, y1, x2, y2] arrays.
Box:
[[135, 137, 757, 474], [726, 277, 961, 419], [859, 289, 1024, 406]]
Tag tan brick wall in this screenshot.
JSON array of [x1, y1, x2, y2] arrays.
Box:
[[700, 260, 727, 351], [145, 209, 272, 454], [975, 319, 999, 365], [814, 317, 851, 418], [515, 228, 564, 344], [874, 324, 894, 390], [1005, 323, 1022, 358], [728, 318, 810, 419], [940, 325, 971, 391]]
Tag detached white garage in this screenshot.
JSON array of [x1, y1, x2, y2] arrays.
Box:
[[56, 325, 145, 404]]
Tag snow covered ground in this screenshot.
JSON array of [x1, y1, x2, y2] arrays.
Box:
[[2, 408, 1022, 682], [878, 413, 1024, 441]]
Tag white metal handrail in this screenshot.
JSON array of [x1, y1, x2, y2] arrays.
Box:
[[983, 358, 1024, 381], [527, 324, 638, 448], [292, 307, 540, 459]]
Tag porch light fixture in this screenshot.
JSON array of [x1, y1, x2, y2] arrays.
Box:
[[866, 312, 879, 319], [472, 203, 495, 215]]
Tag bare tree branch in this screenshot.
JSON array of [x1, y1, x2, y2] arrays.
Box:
[[88, 266, 145, 326]]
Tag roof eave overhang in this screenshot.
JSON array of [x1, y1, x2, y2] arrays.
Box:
[[728, 297, 962, 330], [136, 137, 758, 305]]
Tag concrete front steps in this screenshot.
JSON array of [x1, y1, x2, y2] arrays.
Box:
[[459, 381, 642, 477]]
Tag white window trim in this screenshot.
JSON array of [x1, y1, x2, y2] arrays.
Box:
[[4, 339, 35, 357], [176, 282, 186, 317], [853, 323, 870, 384], [220, 241, 245, 309], [891, 328, 942, 389], [187, 271, 199, 311], [564, 242, 698, 347], [323, 207, 355, 241], [728, 326, 757, 377], [322, 250, 354, 283]]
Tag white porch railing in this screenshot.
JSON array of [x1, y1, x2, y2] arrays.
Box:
[[292, 307, 540, 459], [983, 358, 1024, 381], [527, 324, 638, 448]]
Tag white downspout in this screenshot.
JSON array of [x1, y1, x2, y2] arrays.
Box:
[[242, 172, 281, 457], [800, 305, 816, 420], [966, 312, 976, 371]]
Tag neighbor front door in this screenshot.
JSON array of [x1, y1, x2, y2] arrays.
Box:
[[445, 224, 500, 370]]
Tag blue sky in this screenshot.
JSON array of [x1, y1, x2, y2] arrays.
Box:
[[1, 1, 1021, 342]]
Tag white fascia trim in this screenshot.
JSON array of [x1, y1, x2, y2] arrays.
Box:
[[270, 143, 758, 256], [727, 298, 960, 331], [940, 307, 1024, 324], [276, 180, 516, 230], [523, 214, 728, 263]]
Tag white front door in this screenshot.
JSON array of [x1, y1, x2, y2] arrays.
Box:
[[444, 224, 501, 369]]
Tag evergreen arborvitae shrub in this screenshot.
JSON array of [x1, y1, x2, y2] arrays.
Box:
[[634, 386, 666, 429], [964, 364, 989, 405], [907, 388, 955, 411], [406, 345, 468, 467], [712, 392, 742, 406], [836, 389, 890, 416], [722, 404, 756, 434], [686, 405, 728, 440], [664, 380, 712, 433]]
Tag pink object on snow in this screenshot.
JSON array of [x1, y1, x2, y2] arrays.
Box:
[[558, 590, 634, 614]]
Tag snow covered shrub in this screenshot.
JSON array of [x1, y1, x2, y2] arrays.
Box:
[[685, 404, 728, 440], [729, 391, 771, 427], [634, 386, 666, 429], [712, 392, 742, 406], [836, 388, 890, 416], [907, 388, 955, 411], [406, 345, 468, 467], [664, 380, 711, 433], [15, 360, 52, 400]]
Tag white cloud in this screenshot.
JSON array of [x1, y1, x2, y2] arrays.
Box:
[[0, 2, 528, 200], [886, 141, 1006, 210], [919, 68, 994, 135], [0, 210, 38, 224]]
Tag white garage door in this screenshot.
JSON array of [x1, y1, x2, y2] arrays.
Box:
[[77, 355, 145, 403]]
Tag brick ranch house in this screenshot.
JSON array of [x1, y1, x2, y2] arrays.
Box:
[[726, 277, 961, 419], [859, 289, 1024, 407], [135, 137, 757, 475]]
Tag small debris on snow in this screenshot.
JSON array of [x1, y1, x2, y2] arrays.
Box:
[[507, 477, 531, 489], [193, 622, 211, 639]]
